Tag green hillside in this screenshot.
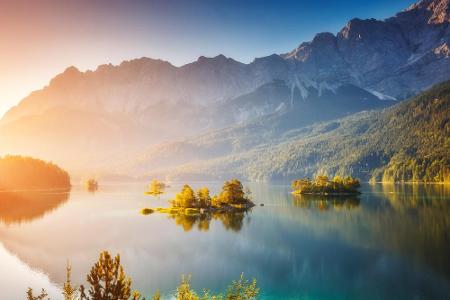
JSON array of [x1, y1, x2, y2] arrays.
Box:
[[131, 80, 450, 183], [248, 80, 450, 182]]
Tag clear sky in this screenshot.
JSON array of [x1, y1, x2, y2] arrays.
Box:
[[0, 0, 415, 116]]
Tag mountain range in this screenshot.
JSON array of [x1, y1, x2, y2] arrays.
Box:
[[129, 79, 449, 182], [0, 0, 449, 181]]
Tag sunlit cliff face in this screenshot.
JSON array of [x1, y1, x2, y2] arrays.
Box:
[[0, 0, 448, 181]]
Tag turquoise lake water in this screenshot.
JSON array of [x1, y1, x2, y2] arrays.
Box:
[[0, 183, 449, 299]]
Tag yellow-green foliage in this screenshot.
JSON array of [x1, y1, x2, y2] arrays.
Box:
[[27, 251, 259, 300], [63, 263, 77, 300], [174, 273, 259, 300], [171, 179, 252, 209], [146, 180, 166, 195], [143, 180, 254, 232], [161, 81, 450, 183], [167, 211, 247, 232], [185, 208, 201, 215], [377, 153, 450, 183], [197, 187, 212, 208], [172, 185, 197, 208], [141, 208, 155, 215], [225, 273, 259, 300], [85, 179, 98, 192], [156, 207, 182, 214], [217, 179, 246, 205], [0, 155, 70, 190], [80, 251, 134, 300], [292, 175, 360, 194]]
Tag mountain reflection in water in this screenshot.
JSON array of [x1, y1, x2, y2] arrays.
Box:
[[0, 183, 448, 300]]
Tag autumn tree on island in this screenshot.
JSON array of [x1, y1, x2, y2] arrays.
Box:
[[172, 184, 197, 207], [197, 187, 211, 208], [171, 179, 253, 210], [146, 180, 166, 196], [292, 175, 360, 195], [216, 179, 246, 205]]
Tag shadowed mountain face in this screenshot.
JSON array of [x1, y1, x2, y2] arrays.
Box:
[[0, 0, 448, 175], [128, 80, 450, 182]]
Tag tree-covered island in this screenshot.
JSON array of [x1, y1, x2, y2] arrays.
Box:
[[144, 179, 167, 196], [143, 179, 255, 216], [0, 155, 70, 190], [84, 178, 98, 192], [292, 175, 360, 195]]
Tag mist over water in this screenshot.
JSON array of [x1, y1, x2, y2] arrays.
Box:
[[0, 183, 449, 299]]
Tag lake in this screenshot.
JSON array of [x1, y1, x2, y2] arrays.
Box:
[[0, 183, 449, 299]]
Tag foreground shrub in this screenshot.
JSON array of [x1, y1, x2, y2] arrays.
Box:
[[27, 251, 259, 300]]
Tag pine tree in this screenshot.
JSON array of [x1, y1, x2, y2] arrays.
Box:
[[80, 251, 133, 300], [63, 262, 78, 300]]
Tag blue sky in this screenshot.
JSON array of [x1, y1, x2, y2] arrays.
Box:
[[0, 0, 415, 115], [133, 0, 414, 63]]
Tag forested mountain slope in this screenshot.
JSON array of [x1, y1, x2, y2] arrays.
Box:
[[0, 0, 448, 174], [131, 80, 450, 182]]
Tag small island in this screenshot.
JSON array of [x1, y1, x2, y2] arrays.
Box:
[[143, 179, 255, 215], [144, 179, 166, 196], [292, 175, 360, 195], [84, 178, 98, 192], [142, 179, 255, 231]]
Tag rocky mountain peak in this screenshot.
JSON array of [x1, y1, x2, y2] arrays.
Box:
[[312, 32, 336, 43], [48, 66, 84, 88], [338, 18, 388, 41], [196, 54, 234, 65], [405, 0, 449, 24], [2, 0, 449, 130]]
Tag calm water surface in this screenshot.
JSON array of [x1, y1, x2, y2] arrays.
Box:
[[0, 183, 449, 299]]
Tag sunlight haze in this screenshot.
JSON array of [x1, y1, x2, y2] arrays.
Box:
[[0, 0, 413, 116], [0, 0, 449, 299]]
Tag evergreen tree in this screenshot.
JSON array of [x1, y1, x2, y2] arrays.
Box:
[[80, 251, 133, 300], [63, 262, 78, 300]]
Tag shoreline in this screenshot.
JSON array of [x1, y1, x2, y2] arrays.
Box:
[[143, 201, 256, 216]]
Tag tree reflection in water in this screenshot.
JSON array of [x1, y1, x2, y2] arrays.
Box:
[[167, 210, 250, 232], [292, 194, 360, 211], [0, 189, 70, 225]]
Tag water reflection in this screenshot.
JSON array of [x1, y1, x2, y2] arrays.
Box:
[[167, 210, 250, 232], [0, 183, 448, 299], [284, 184, 450, 279], [87, 184, 98, 193], [0, 190, 70, 224], [379, 183, 450, 209], [292, 194, 360, 211], [371, 184, 450, 278]]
